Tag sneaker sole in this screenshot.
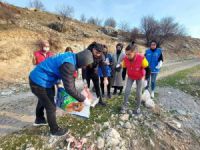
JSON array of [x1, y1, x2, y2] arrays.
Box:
[[50, 130, 69, 137], [33, 123, 48, 127]]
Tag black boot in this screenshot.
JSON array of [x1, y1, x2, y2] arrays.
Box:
[[50, 127, 68, 137], [113, 88, 117, 95], [118, 87, 123, 95], [107, 93, 112, 99], [98, 97, 106, 106]]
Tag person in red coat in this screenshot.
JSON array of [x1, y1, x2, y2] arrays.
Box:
[[33, 40, 53, 65], [120, 43, 150, 115]]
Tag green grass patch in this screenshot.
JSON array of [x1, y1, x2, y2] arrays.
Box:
[[0, 127, 48, 150], [57, 94, 137, 137], [158, 65, 200, 98], [0, 92, 138, 149]]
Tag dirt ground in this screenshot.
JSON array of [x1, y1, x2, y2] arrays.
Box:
[[0, 59, 200, 137]]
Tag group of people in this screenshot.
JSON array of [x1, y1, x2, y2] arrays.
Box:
[[30, 40, 163, 137]]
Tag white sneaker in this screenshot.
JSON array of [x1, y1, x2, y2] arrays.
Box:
[[151, 91, 155, 98]]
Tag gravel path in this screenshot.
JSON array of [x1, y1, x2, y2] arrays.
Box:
[[157, 87, 200, 136]]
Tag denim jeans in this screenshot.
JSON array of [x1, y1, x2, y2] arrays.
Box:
[[146, 73, 158, 91]]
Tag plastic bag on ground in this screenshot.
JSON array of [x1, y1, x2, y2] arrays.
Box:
[[141, 89, 151, 102], [145, 98, 155, 108]]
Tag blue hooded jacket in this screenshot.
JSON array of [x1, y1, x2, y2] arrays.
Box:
[[145, 48, 162, 73], [98, 53, 113, 77], [29, 52, 76, 88]]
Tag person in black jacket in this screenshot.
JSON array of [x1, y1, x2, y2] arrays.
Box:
[[82, 42, 108, 106]]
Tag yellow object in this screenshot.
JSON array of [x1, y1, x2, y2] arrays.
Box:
[[121, 57, 148, 68], [142, 58, 149, 68], [121, 60, 126, 68]]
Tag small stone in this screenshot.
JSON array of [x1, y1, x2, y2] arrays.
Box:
[[120, 114, 129, 121], [59, 142, 64, 148], [103, 122, 110, 128], [26, 144, 32, 148], [86, 132, 92, 137], [56, 147, 59, 150], [26, 148, 35, 150], [132, 140, 138, 146], [166, 120, 182, 132], [97, 137, 105, 149], [116, 125, 121, 129], [119, 121, 124, 126], [103, 128, 121, 147], [168, 91, 172, 94], [121, 146, 127, 150], [127, 110, 133, 115], [114, 146, 121, 150], [176, 109, 187, 115], [150, 138, 155, 147], [124, 122, 132, 129], [1, 90, 13, 96]]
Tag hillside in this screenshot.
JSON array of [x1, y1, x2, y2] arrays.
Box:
[[0, 1, 200, 86], [0, 2, 200, 150]]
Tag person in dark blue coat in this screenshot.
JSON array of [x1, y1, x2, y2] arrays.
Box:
[[145, 40, 164, 98], [98, 45, 113, 98], [29, 50, 93, 137]]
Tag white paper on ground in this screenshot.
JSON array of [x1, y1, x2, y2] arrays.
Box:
[[69, 96, 98, 118], [70, 105, 90, 118]]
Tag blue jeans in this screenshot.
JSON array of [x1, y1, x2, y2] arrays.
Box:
[[146, 73, 158, 91]]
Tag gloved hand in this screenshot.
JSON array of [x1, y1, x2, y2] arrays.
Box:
[[156, 61, 163, 69], [116, 64, 121, 68], [115, 64, 121, 72], [83, 98, 91, 106]]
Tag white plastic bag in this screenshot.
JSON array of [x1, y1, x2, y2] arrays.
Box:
[[141, 89, 151, 102], [145, 98, 155, 108]]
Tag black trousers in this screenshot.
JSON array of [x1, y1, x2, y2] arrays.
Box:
[[100, 77, 111, 95], [86, 73, 101, 98], [29, 79, 58, 132]]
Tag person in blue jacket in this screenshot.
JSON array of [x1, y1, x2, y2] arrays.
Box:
[[98, 45, 113, 98], [145, 40, 164, 98], [29, 50, 93, 137]]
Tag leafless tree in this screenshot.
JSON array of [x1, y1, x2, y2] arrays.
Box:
[[104, 17, 117, 28], [140, 16, 187, 46], [157, 17, 186, 45], [119, 22, 130, 32], [140, 16, 159, 46], [87, 17, 102, 26], [80, 14, 86, 23], [57, 5, 74, 19], [57, 5, 74, 32], [29, 0, 44, 10], [130, 27, 140, 42]]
